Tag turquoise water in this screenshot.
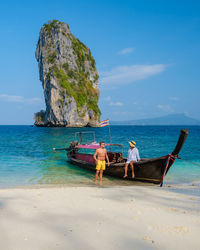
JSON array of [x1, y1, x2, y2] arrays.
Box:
[[0, 125, 199, 188]]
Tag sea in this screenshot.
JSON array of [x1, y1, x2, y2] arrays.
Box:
[[0, 125, 199, 188]]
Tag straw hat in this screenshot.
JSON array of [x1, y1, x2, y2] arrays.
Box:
[[129, 140, 136, 147]]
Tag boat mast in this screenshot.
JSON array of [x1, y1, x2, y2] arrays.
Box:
[[79, 132, 82, 144]]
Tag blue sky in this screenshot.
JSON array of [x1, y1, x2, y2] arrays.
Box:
[[0, 0, 199, 124]]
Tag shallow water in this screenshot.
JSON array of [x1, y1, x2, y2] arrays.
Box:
[[0, 125, 199, 188]]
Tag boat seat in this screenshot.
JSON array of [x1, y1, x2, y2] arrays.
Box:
[[108, 152, 123, 163]]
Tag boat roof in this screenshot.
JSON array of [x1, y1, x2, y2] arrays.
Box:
[[76, 143, 122, 149], [76, 143, 109, 149]]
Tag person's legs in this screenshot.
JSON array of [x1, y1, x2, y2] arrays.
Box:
[[95, 160, 101, 183], [130, 161, 135, 178], [99, 161, 106, 185], [99, 169, 103, 185], [95, 170, 100, 184], [123, 162, 129, 178]]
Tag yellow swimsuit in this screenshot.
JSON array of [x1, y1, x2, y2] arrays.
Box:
[[96, 160, 106, 171]]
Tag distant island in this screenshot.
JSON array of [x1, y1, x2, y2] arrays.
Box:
[[110, 113, 200, 125]]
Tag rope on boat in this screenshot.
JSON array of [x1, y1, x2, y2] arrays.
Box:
[[160, 154, 176, 187]]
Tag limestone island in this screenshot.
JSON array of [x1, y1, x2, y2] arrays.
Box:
[[34, 20, 101, 127]]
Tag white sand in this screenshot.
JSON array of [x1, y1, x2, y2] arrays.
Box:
[[0, 185, 200, 250]]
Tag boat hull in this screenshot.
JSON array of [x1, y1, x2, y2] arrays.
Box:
[[67, 153, 175, 184], [66, 129, 189, 185]]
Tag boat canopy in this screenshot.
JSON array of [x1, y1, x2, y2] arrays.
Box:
[[76, 143, 123, 150], [76, 143, 110, 149]]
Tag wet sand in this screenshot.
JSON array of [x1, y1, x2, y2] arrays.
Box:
[[0, 184, 200, 250]]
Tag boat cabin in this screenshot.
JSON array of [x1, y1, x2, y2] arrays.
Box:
[[70, 131, 124, 164]]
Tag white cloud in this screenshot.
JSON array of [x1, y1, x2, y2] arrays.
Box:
[[0, 94, 42, 105], [157, 104, 174, 113], [100, 64, 167, 86], [103, 96, 111, 101], [109, 102, 124, 107], [169, 97, 179, 101], [26, 97, 43, 104], [118, 47, 135, 55]]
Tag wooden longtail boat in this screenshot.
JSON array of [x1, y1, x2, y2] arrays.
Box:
[[67, 129, 189, 185]]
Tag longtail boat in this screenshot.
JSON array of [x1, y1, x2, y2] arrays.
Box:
[[66, 129, 189, 185]]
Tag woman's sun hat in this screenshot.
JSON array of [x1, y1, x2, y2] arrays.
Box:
[[129, 141, 136, 147]]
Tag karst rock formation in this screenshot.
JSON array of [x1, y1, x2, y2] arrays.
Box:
[[34, 20, 101, 127]]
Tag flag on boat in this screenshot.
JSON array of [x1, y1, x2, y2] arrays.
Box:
[[100, 119, 110, 127]]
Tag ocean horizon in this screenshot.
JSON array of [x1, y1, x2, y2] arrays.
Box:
[[0, 125, 199, 188]]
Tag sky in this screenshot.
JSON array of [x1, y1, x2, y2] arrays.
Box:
[[0, 0, 199, 124]]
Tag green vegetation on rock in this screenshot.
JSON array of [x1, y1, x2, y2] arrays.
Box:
[[52, 64, 100, 115], [70, 36, 96, 72], [34, 110, 45, 123], [47, 51, 57, 64], [44, 20, 62, 36], [62, 62, 69, 71]]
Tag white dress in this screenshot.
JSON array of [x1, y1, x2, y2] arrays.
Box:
[[126, 147, 140, 163]]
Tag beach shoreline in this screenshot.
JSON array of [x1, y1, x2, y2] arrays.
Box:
[[0, 184, 199, 250]]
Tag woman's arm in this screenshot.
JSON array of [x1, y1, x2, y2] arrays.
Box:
[[136, 148, 140, 161]]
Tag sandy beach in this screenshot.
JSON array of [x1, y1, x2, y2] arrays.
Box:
[[0, 184, 200, 250]]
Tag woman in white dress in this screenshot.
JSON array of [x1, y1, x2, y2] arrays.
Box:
[[123, 141, 140, 179]]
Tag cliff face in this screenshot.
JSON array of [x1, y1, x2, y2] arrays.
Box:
[[34, 20, 101, 127]]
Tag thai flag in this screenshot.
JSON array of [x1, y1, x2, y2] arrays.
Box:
[[100, 119, 110, 127]]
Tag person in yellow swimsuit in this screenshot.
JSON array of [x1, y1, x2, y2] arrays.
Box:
[[93, 141, 110, 185]]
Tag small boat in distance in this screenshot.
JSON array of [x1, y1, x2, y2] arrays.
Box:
[[66, 129, 189, 185]]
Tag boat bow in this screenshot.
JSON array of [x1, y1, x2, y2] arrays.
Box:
[[172, 129, 189, 156]]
